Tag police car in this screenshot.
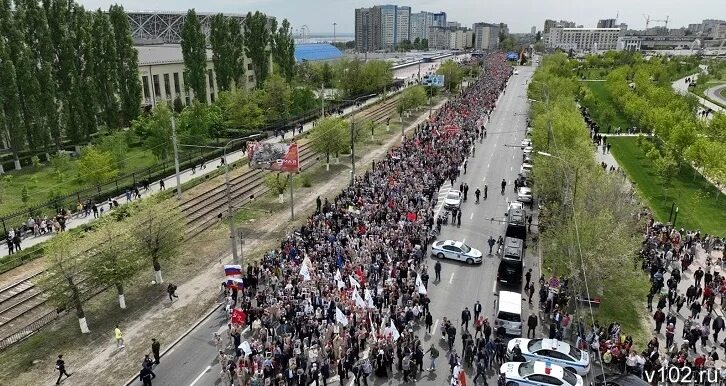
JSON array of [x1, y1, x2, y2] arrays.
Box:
[[500, 361, 583, 386], [507, 339, 590, 375]]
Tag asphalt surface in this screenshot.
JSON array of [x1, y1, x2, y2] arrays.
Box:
[[129, 63, 539, 386], [671, 74, 725, 116], [705, 84, 726, 106]]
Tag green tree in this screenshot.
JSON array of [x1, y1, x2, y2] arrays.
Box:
[[310, 117, 347, 170], [70, 4, 98, 141], [181, 9, 208, 103], [134, 103, 174, 160], [265, 172, 289, 202], [262, 74, 292, 123], [88, 217, 143, 309], [216, 89, 266, 133], [130, 198, 185, 284], [272, 18, 296, 83], [0, 39, 25, 169], [91, 10, 120, 129], [397, 85, 427, 118], [244, 11, 272, 87], [78, 145, 118, 186], [178, 100, 211, 144], [210, 13, 237, 91], [321, 62, 333, 87], [436, 60, 464, 91], [228, 18, 245, 88], [290, 87, 318, 117], [96, 132, 129, 170], [109, 4, 142, 126], [39, 231, 92, 333]]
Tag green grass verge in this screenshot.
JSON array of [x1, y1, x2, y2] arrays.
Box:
[[594, 272, 651, 348], [609, 137, 726, 235], [582, 81, 636, 132]]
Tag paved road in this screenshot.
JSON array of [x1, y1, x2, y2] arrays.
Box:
[[131, 65, 540, 386], [672, 74, 725, 116], [705, 84, 726, 106]]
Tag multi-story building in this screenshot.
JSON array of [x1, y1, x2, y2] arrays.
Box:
[[136, 44, 255, 108], [499, 23, 509, 37], [473, 23, 500, 50], [449, 29, 465, 50], [378, 5, 397, 49], [355, 7, 381, 52], [395, 6, 411, 44], [464, 30, 475, 48], [447, 21, 461, 29], [547, 27, 622, 51], [597, 18, 617, 28], [410, 11, 434, 41], [687, 23, 703, 34], [531, 26, 537, 35], [127, 11, 246, 44], [427, 26, 450, 49], [702, 19, 726, 38], [433, 12, 447, 27]]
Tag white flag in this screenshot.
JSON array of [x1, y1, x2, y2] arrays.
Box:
[[335, 269, 345, 289], [364, 289, 375, 308], [390, 319, 400, 341], [349, 275, 360, 288], [300, 263, 311, 281], [336, 307, 349, 326], [353, 288, 366, 308], [416, 274, 427, 295], [239, 341, 252, 356]]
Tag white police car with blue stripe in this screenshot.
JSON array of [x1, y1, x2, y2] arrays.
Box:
[[507, 339, 590, 375]]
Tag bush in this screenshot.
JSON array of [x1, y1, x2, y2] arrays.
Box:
[[299, 172, 312, 188]]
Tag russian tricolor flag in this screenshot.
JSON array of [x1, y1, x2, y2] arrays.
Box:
[[226, 278, 245, 289], [224, 264, 242, 276]]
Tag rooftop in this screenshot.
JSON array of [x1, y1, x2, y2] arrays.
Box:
[[136, 45, 213, 66], [294, 43, 343, 62]]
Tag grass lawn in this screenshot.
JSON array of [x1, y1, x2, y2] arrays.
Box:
[[582, 81, 636, 132], [609, 137, 726, 235], [0, 147, 157, 217]]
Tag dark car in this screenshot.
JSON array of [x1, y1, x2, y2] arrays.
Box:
[[497, 260, 523, 286], [592, 374, 649, 386]]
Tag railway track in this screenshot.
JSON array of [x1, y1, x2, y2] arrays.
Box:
[[0, 94, 404, 350]]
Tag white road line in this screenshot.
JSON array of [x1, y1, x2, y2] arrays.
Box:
[[449, 273, 455, 284], [492, 281, 497, 293], [487, 163, 490, 168], [433, 319, 439, 334], [462, 238, 466, 243], [510, 166, 513, 171], [470, 213, 474, 219], [189, 365, 211, 386]]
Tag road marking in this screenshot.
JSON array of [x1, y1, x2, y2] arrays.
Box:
[[449, 273, 455, 284], [487, 163, 490, 168], [189, 365, 211, 386], [492, 281, 497, 293], [433, 319, 439, 334], [462, 238, 466, 243], [510, 166, 513, 171], [470, 213, 474, 219]]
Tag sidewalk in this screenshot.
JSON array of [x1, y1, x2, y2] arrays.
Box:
[[0, 92, 395, 260], [595, 142, 726, 363]]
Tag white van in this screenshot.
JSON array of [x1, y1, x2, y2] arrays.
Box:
[[495, 290, 523, 336]]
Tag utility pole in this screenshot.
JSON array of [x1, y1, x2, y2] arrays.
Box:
[[289, 173, 295, 220], [350, 117, 356, 185], [171, 116, 182, 199], [224, 158, 239, 264], [321, 83, 325, 118], [333, 22, 337, 43]]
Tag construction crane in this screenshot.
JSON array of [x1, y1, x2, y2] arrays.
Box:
[[643, 15, 669, 30]]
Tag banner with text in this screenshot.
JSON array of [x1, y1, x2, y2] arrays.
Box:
[[246, 142, 300, 173]]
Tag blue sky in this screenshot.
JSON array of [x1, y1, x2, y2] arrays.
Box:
[[78, 0, 724, 34]]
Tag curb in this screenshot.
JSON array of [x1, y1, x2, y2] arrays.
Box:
[[123, 301, 222, 386]]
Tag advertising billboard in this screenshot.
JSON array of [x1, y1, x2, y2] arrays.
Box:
[[246, 142, 300, 172]]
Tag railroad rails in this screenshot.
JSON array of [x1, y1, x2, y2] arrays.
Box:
[[0, 94, 403, 350]]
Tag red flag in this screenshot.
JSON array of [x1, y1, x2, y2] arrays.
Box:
[[458, 370, 467, 386], [231, 309, 246, 325]]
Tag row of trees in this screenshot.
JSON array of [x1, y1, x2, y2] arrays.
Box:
[[0, 0, 141, 169], [181, 9, 295, 98], [41, 198, 184, 333], [602, 59, 725, 187], [528, 53, 648, 339]]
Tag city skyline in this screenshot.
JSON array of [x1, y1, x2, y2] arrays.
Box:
[[75, 0, 724, 34]]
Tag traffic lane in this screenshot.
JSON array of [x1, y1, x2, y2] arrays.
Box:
[[153, 310, 228, 386]]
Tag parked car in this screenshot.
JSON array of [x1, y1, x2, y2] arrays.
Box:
[[500, 361, 583, 386], [517, 187, 533, 204], [443, 190, 462, 210], [520, 162, 533, 176], [507, 339, 591, 375], [592, 374, 649, 386], [521, 139, 531, 149], [431, 240, 483, 265]]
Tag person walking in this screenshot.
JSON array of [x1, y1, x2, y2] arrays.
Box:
[[653, 309, 666, 334], [500, 179, 506, 195], [475, 188, 481, 204], [525, 269, 533, 290], [457, 210, 462, 227], [115, 325, 125, 349], [151, 338, 161, 364], [425, 311, 434, 335], [463, 184, 469, 201], [55, 354, 72, 385], [484, 184, 488, 199], [527, 285, 535, 305], [527, 314, 538, 338], [474, 301, 482, 321], [461, 307, 472, 330], [488, 236, 496, 255], [159, 179, 165, 191], [140, 365, 156, 386], [167, 283, 179, 302], [425, 344, 439, 371], [435, 261, 442, 282], [473, 357, 489, 385]]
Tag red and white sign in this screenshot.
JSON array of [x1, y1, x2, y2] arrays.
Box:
[[246, 142, 300, 173]]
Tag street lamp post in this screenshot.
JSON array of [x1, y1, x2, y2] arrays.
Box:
[[537, 151, 579, 208], [180, 133, 262, 265], [338, 94, 375, 185]]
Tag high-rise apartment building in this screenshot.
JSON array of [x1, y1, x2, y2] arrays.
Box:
[[547, 27, 623, 51], [410, 11, 434, 41], [355, 7, 381, 52], [433, 12, 447, 27], [428, 26, 450, 49], [531, 26, 537, 35], [473, 23, 499, 50], [395, 6, 411, 44], [597, 18, 617, 28]]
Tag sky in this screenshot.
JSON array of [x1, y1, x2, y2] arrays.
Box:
[[78, 0, 725, 34]]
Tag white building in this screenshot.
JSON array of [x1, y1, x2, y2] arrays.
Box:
[[410, 11, 434, 41], [428, 26, 450, 50], [136, 45, 255, 108], [395, 6, 411, 43], [379, 5, 397, 49], [546, 27, 622, 51], [449, 29, 465, 50], [473, 23, 499, 50]]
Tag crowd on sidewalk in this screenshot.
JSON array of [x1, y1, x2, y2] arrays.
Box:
[[181, 53, 514, 386]]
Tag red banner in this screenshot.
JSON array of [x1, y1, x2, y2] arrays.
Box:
[[246, 142, 300, 172], [231, 308, 247, 325]]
